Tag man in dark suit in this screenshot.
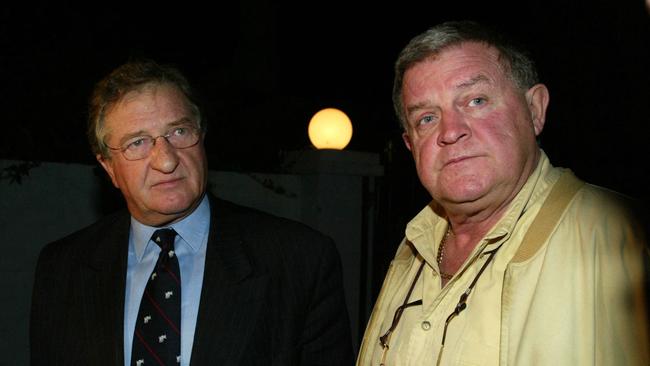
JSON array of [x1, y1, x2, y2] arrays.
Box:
[[30, 59, 354, 365]]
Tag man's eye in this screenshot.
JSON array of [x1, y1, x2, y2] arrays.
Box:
[[126, 138, 147, 150], [469, 97, 486, 106], [418, 115, 436, 125], [172, 127, 187, 136]]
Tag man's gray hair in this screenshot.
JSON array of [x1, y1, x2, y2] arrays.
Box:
[[88, 59, 203, 158], [393, 20, 539, 129]]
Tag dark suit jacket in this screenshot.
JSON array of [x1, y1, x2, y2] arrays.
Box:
[[30, 196, 354, 365]]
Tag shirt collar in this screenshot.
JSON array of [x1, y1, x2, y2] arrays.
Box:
[[480, 150, 558, 242], [130, 194, 211, 262]]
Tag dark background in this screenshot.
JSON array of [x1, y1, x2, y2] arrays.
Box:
[[2, 1, 650, 296]]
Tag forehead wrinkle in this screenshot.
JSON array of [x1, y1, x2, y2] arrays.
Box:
[[454, 74, 491, 90], [168, 116, 195, 127]]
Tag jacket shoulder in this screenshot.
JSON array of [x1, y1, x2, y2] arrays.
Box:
[[38, 209, 129, 259], [211, 197, 335, 249]]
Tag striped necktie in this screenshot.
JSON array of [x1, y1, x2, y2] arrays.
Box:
[[132, 228, 181, 365]]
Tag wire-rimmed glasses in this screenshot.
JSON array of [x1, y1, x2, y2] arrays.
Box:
[[377, 244, 503, 366], [105, 125, 201, 160]]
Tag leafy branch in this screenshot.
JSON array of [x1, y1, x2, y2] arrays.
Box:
[[0, 161, 41, 184]]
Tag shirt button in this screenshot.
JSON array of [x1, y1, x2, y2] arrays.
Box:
[[421, 321, 431, 330]]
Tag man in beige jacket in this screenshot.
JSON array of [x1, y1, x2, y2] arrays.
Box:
[[357, 20, 649, 365]]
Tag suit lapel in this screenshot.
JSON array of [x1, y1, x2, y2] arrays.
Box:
[[190, 197, 270, 365], [79, 213, 130, 366]]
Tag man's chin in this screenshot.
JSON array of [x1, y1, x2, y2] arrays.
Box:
[[435, 187, 490, 210], [139, 198, 200, 226], [436, 180, 488, 201], [143, 210, 191, 227]]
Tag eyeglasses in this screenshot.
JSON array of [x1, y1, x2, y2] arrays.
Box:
[[378, 244, 502, 366], [105, 125, 201, 161], [378, 262, 425, 366]]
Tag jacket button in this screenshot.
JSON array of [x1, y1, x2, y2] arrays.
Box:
[[421, 321, 431, 330]]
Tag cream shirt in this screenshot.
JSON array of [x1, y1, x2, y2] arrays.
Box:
[[357, 152, 649, 365]]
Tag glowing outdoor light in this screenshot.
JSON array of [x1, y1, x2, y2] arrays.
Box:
[[308, 108, 353, 150]]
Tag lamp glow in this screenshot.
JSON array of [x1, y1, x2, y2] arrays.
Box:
[[308, 108, 353, 150]]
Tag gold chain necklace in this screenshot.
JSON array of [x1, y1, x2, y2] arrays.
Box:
[[437, 226, 454, 280]]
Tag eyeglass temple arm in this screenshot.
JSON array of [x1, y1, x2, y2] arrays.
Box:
[[440, 244, 503, 347]]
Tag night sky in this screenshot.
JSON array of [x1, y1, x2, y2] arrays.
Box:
[[2, 1, 649, 203]]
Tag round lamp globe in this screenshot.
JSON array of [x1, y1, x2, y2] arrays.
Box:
[[308, 108, 353, 150]]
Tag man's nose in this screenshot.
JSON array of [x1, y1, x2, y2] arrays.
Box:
[[437, 110, 471, 146], [149, 137, 179, 173]]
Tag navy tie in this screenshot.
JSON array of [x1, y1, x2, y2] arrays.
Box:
[[132, 228, 181, 365]]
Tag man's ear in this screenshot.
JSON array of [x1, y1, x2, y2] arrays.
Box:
[[402, 131, 413, 151], [97, 154, 119, 188], [525, 84, 550, 136]]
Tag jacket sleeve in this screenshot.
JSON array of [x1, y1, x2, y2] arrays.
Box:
[[30, 242, 70, 366], [298, 238, 354, 366], [593, 205, 650, 365]]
